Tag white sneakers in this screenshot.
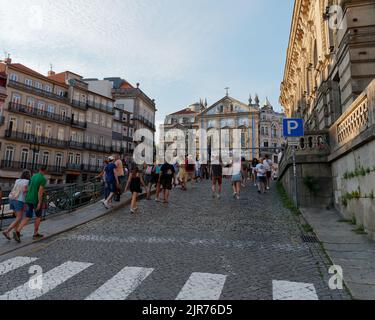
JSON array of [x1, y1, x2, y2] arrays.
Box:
[[103, 201, 113, 209]]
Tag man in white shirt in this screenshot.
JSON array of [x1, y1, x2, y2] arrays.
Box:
[[263, 155, 274, 190], [256, 158, 267, 194]]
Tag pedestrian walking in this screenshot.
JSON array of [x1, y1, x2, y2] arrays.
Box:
[[2, 170, 31, 241], [211, 157, 223, 199], [114, 154, 126, 200], [14, 167, 47, 243], [144, 162, 155, 200], [154, 163, 163, 202], [160, 161, 175, 204], [241, 157, 248, 187], [251, 158, 259, 187], [97, 159, 109, 200], [263, 155, 274, 190], [173, 161, 180, 188], [256, 158, 267, 194], [231, 161, 242, 200], [179, 160, 187, 191], [125, 167, 146, 214], [102, 156, 119, 209], [185, 155, 196, 189]]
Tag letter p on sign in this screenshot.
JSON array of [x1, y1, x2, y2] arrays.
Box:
[[283, 118, 304, 137]]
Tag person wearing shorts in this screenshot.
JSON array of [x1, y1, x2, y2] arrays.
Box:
[[15, 167, 47, 242], [256, 159, 267, 194], [211, 159, 223, 199], [179, 163, 187, 191], [2, 170, 30, 241], [125, 167, 146, 214], [160, 161, 175, 204], [231, 166, 242, 200], [154, 164, 163, 202], [185, 155, 196, 189], [144, 163, 155, 200]]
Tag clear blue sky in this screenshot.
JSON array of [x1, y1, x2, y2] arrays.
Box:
[[0, 0, 294, 127]]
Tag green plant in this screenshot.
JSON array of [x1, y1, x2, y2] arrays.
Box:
[[351, 216, 357, 226], [353, 225, 367, 235], [303, 176, 320, 195], [302, 224, 314, 233], [276, 182, 301, 216]]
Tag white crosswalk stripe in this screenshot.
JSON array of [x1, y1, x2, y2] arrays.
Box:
[[0, 257, 38, 276], [176, 272, 227, 300], [0, 261, 92, 300], [0, 257, 322, 300], [86, 267, 154, 300], [272, 280, 319, 300]]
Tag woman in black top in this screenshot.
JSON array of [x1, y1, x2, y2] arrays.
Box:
[[125, 167, 146, 214]]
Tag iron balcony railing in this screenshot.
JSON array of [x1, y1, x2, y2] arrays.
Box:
[[84, 142, 112, 153], [5, 130, 68, 149], [8, 102, 71, 125], [71, 119, 87, 129], [0, 160, 65, 175], [68, 140, 85, 149], [82, 164, 103, 173], [131, 114, 156, 131], [93, 102, 114, 115], [72, 100, 114, 115], [8, 102, 87, 129], [8, 80, 69, 103], [71, 99, 89, 111]]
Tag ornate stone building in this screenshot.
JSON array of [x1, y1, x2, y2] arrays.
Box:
[[259, 98, 285, 165], [195, 94, 260, 161], [279, 0, 375, 238], [280, 0, 375, 129]]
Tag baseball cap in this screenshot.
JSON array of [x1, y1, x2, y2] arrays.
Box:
[[108, 156, 114, 162]]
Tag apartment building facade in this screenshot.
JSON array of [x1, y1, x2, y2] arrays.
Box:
[[85, 78, 135, 162], [48, 71, 115, 183], [0, 60, 73, 184], [0, 59, 116, 185]]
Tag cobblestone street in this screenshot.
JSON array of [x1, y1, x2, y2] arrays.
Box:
[[0, 180, 350, 300]]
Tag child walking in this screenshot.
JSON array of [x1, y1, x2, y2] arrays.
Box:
[[125, 167, 146, 214]]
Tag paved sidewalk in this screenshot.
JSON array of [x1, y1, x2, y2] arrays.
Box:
[[0, 193, 136, 257], [300, 207, 375, 300]]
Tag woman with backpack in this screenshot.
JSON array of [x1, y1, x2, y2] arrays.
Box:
[[2, 170, 31, 241]]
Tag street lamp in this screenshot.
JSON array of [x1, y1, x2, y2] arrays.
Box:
[[29, 137, 41, 176]]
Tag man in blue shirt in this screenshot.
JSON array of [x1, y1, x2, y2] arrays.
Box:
[[103, 156, 119, 209]]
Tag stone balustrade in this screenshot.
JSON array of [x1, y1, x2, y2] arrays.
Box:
[[329, 79, 375, 160]]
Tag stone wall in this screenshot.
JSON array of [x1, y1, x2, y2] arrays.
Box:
[[332, 139, 375, 239], [278, 132, 332, 209], [329, 80, 375, 239]]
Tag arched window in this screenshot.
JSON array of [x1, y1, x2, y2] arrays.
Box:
[[42, 152, 50, 166], [5, 146, 15, 165], [271, 124, 277, 138], [55, 153, 63, 169], [20, 148, 29, 168]]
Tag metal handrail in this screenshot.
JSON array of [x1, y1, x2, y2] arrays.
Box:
[[0, 178, 105, 230]]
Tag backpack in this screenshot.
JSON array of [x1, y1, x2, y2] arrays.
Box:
[[145, 165, 154, 175]]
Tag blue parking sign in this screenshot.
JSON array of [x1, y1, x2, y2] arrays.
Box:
[[283, 118, 304, 137]]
